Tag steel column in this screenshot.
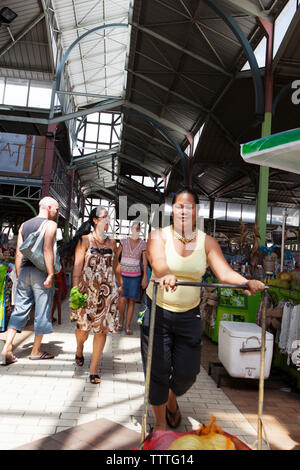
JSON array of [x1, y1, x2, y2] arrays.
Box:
[[186, 135, 194, 186], [256, 19, 274, 248], [64, 169, 75, 241], [42, 123, 57, 198]]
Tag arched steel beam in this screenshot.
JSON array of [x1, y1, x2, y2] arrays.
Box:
[[124, 107, 189, 185], [0, 198, 37, 216], [204, 0, 265, 120], [55, 23, 129, 92], [55, 22, 188, 185], [74, 115, 87, 147], [272, 82, 294, 116], [117, 154, 163, 197]]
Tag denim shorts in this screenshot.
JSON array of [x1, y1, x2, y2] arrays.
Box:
[[121, 275, 141, 300], [8, 266, 54, 335]]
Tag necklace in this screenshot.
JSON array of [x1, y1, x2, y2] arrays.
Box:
[[172, 226, 197, 244], [93, 233, 107, 244]]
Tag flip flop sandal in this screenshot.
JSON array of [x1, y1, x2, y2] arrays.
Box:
[[29, 352, 54, 360], [75, 355, 84, 366], [125, 328, 133, 335], [89, 374, 101, 384], [1, 355, 17, 366], [166, 402, 181, 428]]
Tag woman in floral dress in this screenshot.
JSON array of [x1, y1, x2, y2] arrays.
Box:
[[70, 206, 123, 384]]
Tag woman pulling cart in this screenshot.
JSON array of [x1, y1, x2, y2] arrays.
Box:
[[141, 187, 265, 432]]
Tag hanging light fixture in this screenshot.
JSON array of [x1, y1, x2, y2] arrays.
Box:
[[0, 7, 18, 25]]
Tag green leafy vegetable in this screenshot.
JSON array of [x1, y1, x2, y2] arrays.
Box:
[[70, 286, 88, 309]]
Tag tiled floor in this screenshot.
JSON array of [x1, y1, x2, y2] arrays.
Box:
[[0, 298, 298, 451]]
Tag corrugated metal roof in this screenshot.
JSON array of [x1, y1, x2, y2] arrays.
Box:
[[0, 0, 53, 80], [52, 0, 130, 107], [2, 0, 300, 213]]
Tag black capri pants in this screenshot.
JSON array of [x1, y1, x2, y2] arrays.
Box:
[[140, 294, 203, 406]]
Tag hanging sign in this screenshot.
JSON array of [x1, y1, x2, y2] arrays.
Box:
[[0, 133, 36, 174]]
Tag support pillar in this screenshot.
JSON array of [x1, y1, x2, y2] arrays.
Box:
[[256, 19, 274, 246], [64, 169, 75, 242], [81, 194, 86, 224], [207, 198, 215, 235], [42, 123, 57, 197], [186, 135, 194, 186]]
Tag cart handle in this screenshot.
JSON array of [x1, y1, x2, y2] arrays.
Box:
[[153, 280, 269, 290]]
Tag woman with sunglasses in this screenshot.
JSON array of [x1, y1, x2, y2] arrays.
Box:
[[65, 206, 123, 384]]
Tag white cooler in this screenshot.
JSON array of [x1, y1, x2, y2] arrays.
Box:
[[218, 322, 274, 379]]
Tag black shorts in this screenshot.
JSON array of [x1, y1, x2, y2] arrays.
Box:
[[140, 295, 203, 406]]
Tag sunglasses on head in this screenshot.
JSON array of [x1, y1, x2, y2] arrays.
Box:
[[90, 247, 112, 255]]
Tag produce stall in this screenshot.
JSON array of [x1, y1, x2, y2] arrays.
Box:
[[202, 220, 264, 343], [265, 271, 300, 390], [241, 128, 300, 391], [202, 283, 261, 343], [0, 234, 16, 331]]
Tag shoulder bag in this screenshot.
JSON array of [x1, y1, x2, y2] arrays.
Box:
[[19, 220, 61, 274]]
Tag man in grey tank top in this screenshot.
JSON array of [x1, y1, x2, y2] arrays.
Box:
[[1, 197, 59, 365]]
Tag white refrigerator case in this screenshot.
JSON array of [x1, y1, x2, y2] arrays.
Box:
[[218, 322, 274, 379]]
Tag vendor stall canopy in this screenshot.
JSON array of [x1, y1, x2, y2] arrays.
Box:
[[1, 0, 300, 231], [241, 128, 300, 174]]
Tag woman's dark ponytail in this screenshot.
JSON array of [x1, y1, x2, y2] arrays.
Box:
[[62, 208, 97, 257]]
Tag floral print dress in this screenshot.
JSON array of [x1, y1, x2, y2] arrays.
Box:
[[70, 234, 119, 334]]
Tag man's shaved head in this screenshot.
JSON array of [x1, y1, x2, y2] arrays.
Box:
[[38, 197, 59, 220], [39, 197, 58, 209]]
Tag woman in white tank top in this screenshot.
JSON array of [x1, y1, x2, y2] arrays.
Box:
[[143, 187, 265, 432]]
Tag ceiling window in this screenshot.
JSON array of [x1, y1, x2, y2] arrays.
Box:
[[241, 0, 298, 71], [0, 78, 53, 109], [75, 112, 121, 156], [0, 78, 4, 103], [273, 0, 298, 57], [241, 37, 266, 71], [193, 123, 205, 155], [3, 78, 29, 107], [127, 175, 165, 192], [28, 81, 52, 109]]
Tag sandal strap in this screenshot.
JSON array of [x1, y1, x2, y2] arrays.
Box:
[[90, 374, 101, 384], [166, 403, 179, 419]]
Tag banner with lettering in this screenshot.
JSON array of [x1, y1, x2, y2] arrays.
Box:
[[0, 133, 36, 174]]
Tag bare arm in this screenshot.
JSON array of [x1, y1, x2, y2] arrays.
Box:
[[147, 229, 177, 291], [72, 236, 88, 287], [141, 250, 148, 289], [15, 224, 24, 278], [112, 239, 123, 294], [43, 220, 58, 288], [147, 230, 170, 278], [116, 242, 122, 261], [205, 235, 265, 296]]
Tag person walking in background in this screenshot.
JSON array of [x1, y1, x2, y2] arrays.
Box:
[[68, 206, 123, 384], [118, 222, 147, 335], [1, 197, 59, 365]]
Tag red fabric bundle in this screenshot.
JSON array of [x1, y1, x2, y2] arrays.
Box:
[[133, 429, 250, 451]]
